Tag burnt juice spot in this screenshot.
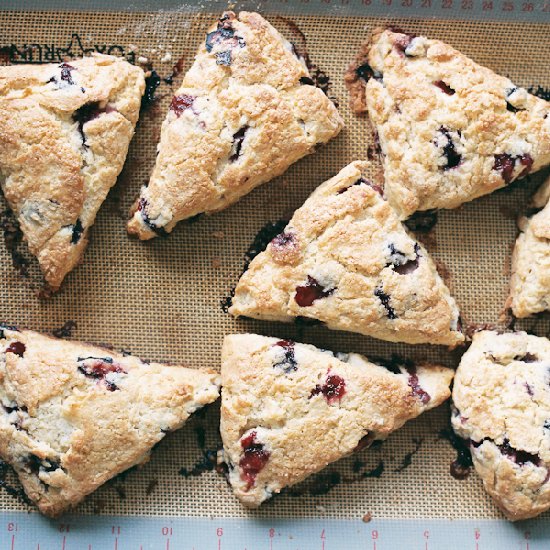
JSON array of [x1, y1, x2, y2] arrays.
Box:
[[6, 342, 25, 357], [404, 364, 431, 404], [244, 220, 288, 271], [170, 94, 195, 117], [439, 428, 473, 480], [295, 276, 335, 307], [437, 127, 461, 170], [229, 126, 249, 162], [142, 70, 161, 111], [272, 340, 297, 373], [71, 219, 84, 244], [52, 320, 77, 338], [493, 153, 533, 184], [137, 198, 168, 237], [239, 431, 270, 489], [310, 373, 346, 404], [374, 286, 396, 319], [299, 76, 315, 86], [404, 210, 438, 233], [434, 80, 455, 95]]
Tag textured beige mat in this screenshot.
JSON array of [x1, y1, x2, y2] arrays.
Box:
[[0, 8, 549, 520]]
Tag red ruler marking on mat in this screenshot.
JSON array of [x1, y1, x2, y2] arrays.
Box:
[[10, 534, 14, 550], [61, 536, 66, 550]]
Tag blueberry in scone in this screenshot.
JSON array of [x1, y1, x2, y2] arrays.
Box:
[[0, 323, 220, 517], [0, 54, 145, 289], [127, 11, 344, 239], [452, 330, 550, 520], [345, 28, 550, 219], [229, 161, 463, 346], [508, 175, 550, 318], [220, 333, 453, 506]]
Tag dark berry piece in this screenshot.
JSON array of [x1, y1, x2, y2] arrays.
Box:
[[6, 341, 25, 357], [525, 382, 534, 397], [310, 373, 346, 404], [215, 50, 232, 66], [239, 431, 270, 489], [374, 286, 396, 319], [493, 153, 515, 184], [355, 63, 383, 82], [299, 76, 315, 86], [505, 87, 526, 113], [404, 210, 438, 233], [437, 127, 462, 170], [272, 340, 297, 373], [229, 126, 249, 162], [402, 362, 431, 404], [387, 243, 420, 275], [544, 420, 550, 431], [434, 80, 455, 95], [137, 198, 168, 237], [77, 356, 126, 391], [498, 438, 541, 467], [73, 102, 116, 144], [244, 220, 289, 271], [270, 231, 296, 251], [519, 154, 534, 177], [170, 94, 195, 117], [142, 70, 161, 111], [71, 218, 84, 245], [48, 63, 76, 86], [25, 454, 59, 475], [353, 432, 376, 452], [205, 16, 245, 54], [338, 177, 383, 197], [295, 276, 335, 307], [0, 323, 18, 341]]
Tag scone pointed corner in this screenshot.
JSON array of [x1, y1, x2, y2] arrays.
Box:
[[220, 333, 453, 507], [229, 161, 464, 347], [127, 11, 343, 240], [346, 28, 550, 219], [452, 330, 550, 521], [0, 54, 146, 290], [0, 323, 220, 517], [509, 175, 550, 318]]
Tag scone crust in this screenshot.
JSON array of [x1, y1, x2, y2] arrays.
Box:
[[230, 160, 463, 346], [0, 54, 145, 288], [347, 28, 550, 219], [508, 175, 550, 317], [220, 333, 453, 506], [127, 11, 343, 239], [0, 324, 220, 516], [452, 330, 550, 520]]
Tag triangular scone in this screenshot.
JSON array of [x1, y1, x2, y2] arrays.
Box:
[[127, 11, 343, 239], [345, 28, 550, 219], [452, 331, 550, 520], [220, 333, 453, 506], [0, 54, 145, 289], [230, 161, 463, 346], [0, 323, 220, 517], [508, 176, 550, 317]]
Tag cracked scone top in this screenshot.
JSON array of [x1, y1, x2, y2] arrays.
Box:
[[508, 175, 550, 318], [0, 54, 145, 289], [452, 331, 550, 521], [220, 333, 453, 506], [127, 11, 343, 239], [0, 324, 220, 517], [345, 28, 550, 219], [230, 161, 463, 346]]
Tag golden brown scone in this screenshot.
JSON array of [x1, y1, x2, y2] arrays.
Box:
[[508, 175, 550, 317], [345, 28, 550, 219], [220, 333, 453, 507], [0, 323, 220, 517], [0, 54, 145, 289], [452, 331, 550, 521], [127, 11, 343, 239], [230, 161, 464, 346]]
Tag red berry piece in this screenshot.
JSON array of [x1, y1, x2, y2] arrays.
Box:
[[239, 431, 270, 489], [294, 276, 335, 307]]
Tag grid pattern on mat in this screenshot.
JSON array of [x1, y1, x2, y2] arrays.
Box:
[[0, 8, 549, 520]]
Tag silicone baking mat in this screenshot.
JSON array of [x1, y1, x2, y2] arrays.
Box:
[[0, 0, 549, 546]]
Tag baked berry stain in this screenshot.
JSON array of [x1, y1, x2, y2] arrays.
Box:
[[0, 323, 18, 341], [220, 288, 235, 313], [295, 276, 335, 307], [310, 373, 346, 404], [272, 340, 297, 373], [137, 198, 168, 237], [229, 126, 248, 162], [527, 85, 550, 102], [0, 210, 29, 278], [405, 364, 431, 404], [437, 127, 461, 170], [299, 76, 315, 86], [404, 209, 438, 233], [6, 341, 25, 357], [395, 438, 423, 472], [170, 94, 195, 117], [77, 356, 126, 391], [0, 460, 31, 506], [70, 218, 84, 244], [164, 55, 186, 85], [239, 431, 270, 489], [439, 427, 473, 480], [374, 286, 396, 319], [243, 219, 289, 271], [387, 243, 420, 274], [493, 153, 533, 184], [141, 70, 162, 111], [434, 80, 455, 95], [52, 320, 77, 338], [179, 449, 218, 478]]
